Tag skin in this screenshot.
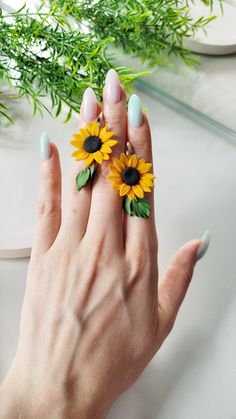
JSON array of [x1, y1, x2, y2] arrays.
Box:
[[0, 80, 201, 419]]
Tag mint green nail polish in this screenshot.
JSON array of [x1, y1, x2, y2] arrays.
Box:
[[196, 230, 211, 261], [40, 131, 51, 159], [128, 94, 143, 127]]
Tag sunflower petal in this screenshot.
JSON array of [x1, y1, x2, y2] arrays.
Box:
[[102, 132, 115, 142], [104, 138, 117, 146], [99, 126, 108, 136], [140, 177, 154, 187], [108, 165, 121, 176], [127, 189, 135, 200], [107, 174, 122, 181], [85, 154, 94, 167], [138, 162, 153, 174], [112, 157, 125, 171], [141, 173, 156, 180], [128, 154, 138, 168], [93, 121, 99, 136], [112, 184, 121, 191], [70, 139, 84, 148], [132, 184, 144, 198], [94, 151, 103, 164], [72, 150, 88, 159], [102, 153, 110, 160], [140, 184, 151, 192], [101, 144, 112, 153], [72, 134, 83, 141], [79, 128, 90, 138], [119, 184, 131, 196], [120, 153, 128, 166], [137, 158, 145, 167], [140, 179, 153, 191], [86, 121, 99, 136]]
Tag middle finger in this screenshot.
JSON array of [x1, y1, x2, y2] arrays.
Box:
[[86, 70, 127, 244]]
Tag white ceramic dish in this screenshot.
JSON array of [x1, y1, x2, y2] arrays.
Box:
[[0, 93, 79, 258], [184, 0, 236, 55]]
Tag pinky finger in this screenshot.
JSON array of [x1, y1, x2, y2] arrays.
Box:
[[157, 232, 210, 342], [31, 133, 62, 257]]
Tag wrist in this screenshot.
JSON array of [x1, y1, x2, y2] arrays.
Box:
[[0, 373, 64, 419], [0, 373, 107, 419], [0, 378, 20, 419]]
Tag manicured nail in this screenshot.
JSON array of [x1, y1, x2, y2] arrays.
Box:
[[105, 69, 121, 104], [196, 230, 211, 261], [82, 87, 97, 122], [40, 131, 51, 159], [128, 94, 143, 127]]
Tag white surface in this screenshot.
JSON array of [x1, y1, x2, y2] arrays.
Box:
[[0, 93, 78, 257], [118, 52, 236, 134], [1, 93, 236, 419], [184, 0, 236, 55]]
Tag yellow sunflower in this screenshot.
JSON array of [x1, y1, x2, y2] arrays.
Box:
[[71, 121, 118, 167], [108, 153, 155, 200]]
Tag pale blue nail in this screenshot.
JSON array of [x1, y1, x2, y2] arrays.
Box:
[[128, 94, 143, 127], [40, 131, 51, 159], [196, 230, 211, 261]]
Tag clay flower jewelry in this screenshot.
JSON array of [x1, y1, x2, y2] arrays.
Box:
[[71, 121, 117, 190], [108, 152, 155, 218]]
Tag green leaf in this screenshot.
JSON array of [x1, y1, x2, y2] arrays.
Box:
[[89, 162, 95, 178], [123, 197, 150, 218], [75, 163, 95, 191], [123, 197, 134, 216], [0, 0, 214, 126], [55, 98, 62, 117], [63, 107, 72, 124], [0, 110, 14, 125]]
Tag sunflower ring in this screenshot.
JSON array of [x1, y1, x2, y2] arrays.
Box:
[[108, 153, 155, 218], [71, 121, 118, 167], [70, 120, 118, 191]]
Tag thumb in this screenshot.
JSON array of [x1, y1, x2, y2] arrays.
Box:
[[157, 231, 210, 339]]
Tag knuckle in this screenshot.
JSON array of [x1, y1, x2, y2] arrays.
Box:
[[105, 112, 126, 128], [134, 244, 148, 272], [59, 250, 73, 272], [68, 188, 89, 215], [97, 161, 110, 182], [129, 240, 152, 274], [38, 197, 60, 217], [133, 139, 149, 154], [130, 126, 151, 151], [42, 170, 58, 189]]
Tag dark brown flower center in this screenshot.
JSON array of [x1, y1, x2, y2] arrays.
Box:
[[121, 167, 140, 186], [84, 135, 102, 153]]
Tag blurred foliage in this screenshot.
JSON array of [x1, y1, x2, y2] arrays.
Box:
[[0, 0, 215, 124]]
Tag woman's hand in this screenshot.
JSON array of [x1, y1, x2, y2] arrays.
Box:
[[0, 70, 209, 419]]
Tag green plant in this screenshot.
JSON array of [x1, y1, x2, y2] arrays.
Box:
[[0, 0, 215, 124]]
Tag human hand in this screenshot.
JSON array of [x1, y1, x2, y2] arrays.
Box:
[[0, 70, 210, 419]]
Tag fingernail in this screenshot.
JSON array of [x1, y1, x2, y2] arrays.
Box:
[[40, 131, 51, 159], [196, 230, 211, 261], [105, 69, 121, 104], [128, 94, 143, 127], [82, 87, 97, 122]]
